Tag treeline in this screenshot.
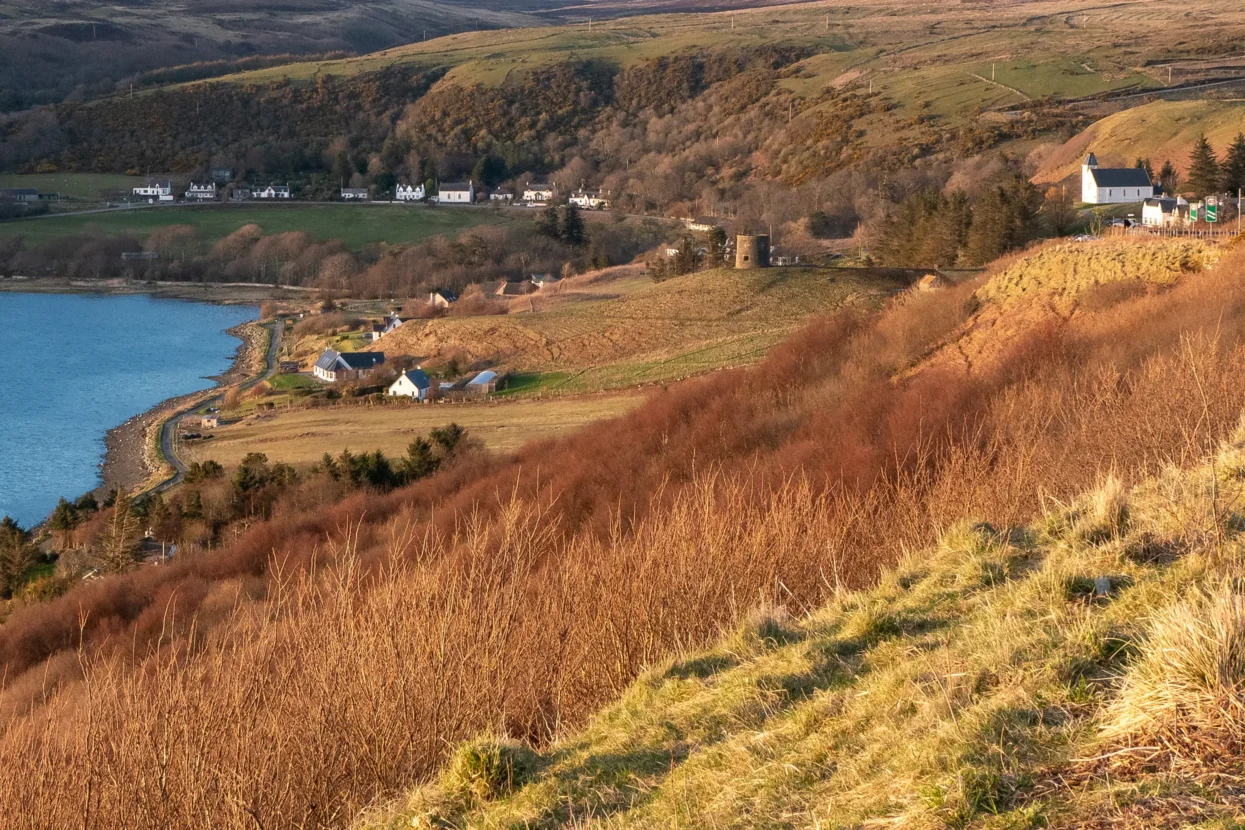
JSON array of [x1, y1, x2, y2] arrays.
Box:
[[0, 212, 669, 297]]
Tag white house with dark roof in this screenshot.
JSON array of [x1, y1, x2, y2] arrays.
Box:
[[256, 184, 291, 200], [185, 182, 217, 201], [568, 189, 610, 210], [523, 183, 554, 202], [341, 187, 369, 201], [395, 183, 425, 202], [1141, 196, 1190, 228], [133, 180, 173, 202], [313, 349, 385, 382], [388, 368, 432, 401], [437, 182, 475, 204], [1081, 153, 1154, 204]]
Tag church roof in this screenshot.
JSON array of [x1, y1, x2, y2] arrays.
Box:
[[1085, 152, 1099, 167], [1087, 166, 1153, 188]]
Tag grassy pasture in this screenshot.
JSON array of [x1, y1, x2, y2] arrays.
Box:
[[0, 203, 505, 249], [1036, 99, 1245, 184], [184, 392, 644, 468], [372, 265, 903, 394], [0, 173, 148, 202]]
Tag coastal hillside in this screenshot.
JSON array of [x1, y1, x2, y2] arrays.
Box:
[[5, 237, 1245, 825], [364, 444, 1245, 829]]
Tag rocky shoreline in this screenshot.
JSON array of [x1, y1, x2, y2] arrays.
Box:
[[98, 320, 268, 495]]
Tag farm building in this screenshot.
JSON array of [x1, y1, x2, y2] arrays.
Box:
[[429, 291, 457, 308], [523, 183, 554, 202], [1081, 153, 1153, 205], [494, 280, 534, 297], [313, 349, 385, 382], [185, 182, 217, 201], [256, 184, 291, 199], [341, 188, 369, 201], [437, 182, 475, 204], [465, 370, 503, 395], [395, 183, 425, 201], [388, 369, 432, 401], [201, 414, 219, 429]]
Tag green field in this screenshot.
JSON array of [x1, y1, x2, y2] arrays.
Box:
[[0, 203, 506, 249], [0, 173, 150, 202]]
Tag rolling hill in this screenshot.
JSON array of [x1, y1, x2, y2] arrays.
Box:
[[1036, 99, 1245, 185]]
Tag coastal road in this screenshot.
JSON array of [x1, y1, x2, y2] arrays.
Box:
[[152, 318, 284, 494]]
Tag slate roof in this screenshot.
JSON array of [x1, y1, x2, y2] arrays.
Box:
[[440, 182, 473, 191], [398, 369, 431, 389], [316, 349, 385, 372], [1088, 167, 1152, 188]]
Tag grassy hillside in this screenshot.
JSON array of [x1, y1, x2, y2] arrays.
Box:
[[9, 238, 1245, 825], [365, 448, 1245, 829], [1037, 99, 1245, 185], [370, 265, 905, 393], [0, 204, 505, 249]]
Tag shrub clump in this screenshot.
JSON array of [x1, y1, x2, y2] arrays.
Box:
[[439, 737, 537, 810]]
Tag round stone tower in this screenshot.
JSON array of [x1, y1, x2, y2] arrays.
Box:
[[735, 234, 770, 269]]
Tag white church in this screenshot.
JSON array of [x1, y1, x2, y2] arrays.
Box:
[[1081, 152, 1154, 204]]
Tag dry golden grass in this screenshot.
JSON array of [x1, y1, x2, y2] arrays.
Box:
[[370, 265, 898, 392], [183, 393, 644, 469]]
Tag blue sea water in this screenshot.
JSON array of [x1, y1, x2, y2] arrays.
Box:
[[0, 292, 256, 526]]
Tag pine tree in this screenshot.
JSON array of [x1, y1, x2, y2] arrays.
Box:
[[0, 517, 33, 599], [1186, 135, 1222, 197], [1223, 133, 1245, 196], [1158, 160, 1180, 197], [559, 204, 586, 246], [534, 205, 560, 239]]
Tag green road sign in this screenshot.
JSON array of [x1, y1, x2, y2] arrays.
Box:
[[1208, 200, 1219, 223], [1190, 203, 1199, 221]]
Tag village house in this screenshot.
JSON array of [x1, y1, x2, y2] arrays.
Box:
[[0, 188, 40, 203], [1081, 152, 1154, 205], [465, 369, 502, 396], [429, 290, 457, 308], [489, 190, 514, 202], [133, 180, 174, 202], [395, 183, 425, 202], [387, 368, 432, 401], [341, 187, 369, 201], [185, 182, 218, 201], [523, 183, 554, 202], [313, 349, 385, 382], [1142, 196, 1191, 228], [381, 311, 406, 335], [255, 184, 291, 200], [568, 190, 610, 210], [494, 280, 534, 297], [685, 216, 720, 233], [437, 182, 475, 204], [369, 322, 386, 342]]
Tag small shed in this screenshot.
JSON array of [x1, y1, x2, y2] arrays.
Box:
[[201, 414, 219, 429], [465, 370, 502, 395]]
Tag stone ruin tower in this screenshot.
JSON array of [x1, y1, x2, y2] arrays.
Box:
[[735, 234, 770, 269]]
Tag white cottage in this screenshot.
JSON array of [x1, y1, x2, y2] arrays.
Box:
[[437, 182, 475, 204], [313, 348, 385, 382], [568, 190, 610, 210], [523, 183, 554, 202], [256, 184, 291, 200], [133, 180, 173, 202], [1081, 153, 1153, 205], [388, 368, 432, 401], [395, 183, 426, 202], [341, 188, 369, 201], [185, 182, 217, 201], [1141, 196, 1189, 228]]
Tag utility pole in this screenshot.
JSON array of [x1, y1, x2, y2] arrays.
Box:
[[1169, 65, 1172, 85], [1238, 188, 1241, 235], [992, 62, 996, 81], [588, 17, 592, 32], [731, 16, 735, 31]]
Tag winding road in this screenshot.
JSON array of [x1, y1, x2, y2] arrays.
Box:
[[151, 318, 284, 493]]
